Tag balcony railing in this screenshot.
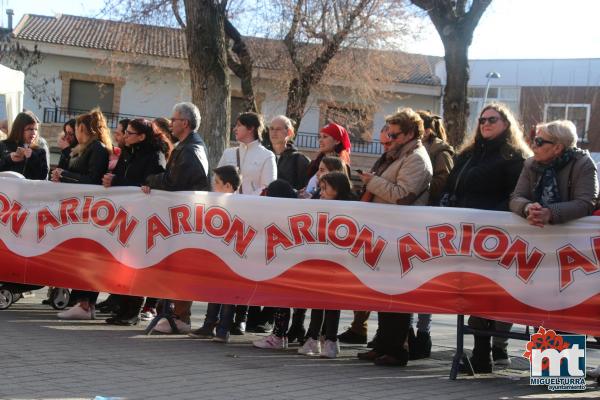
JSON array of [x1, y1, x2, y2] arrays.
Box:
[[43, 107, 157, 129], [44, 107, 383, 155], [295, 132, 383, 155]]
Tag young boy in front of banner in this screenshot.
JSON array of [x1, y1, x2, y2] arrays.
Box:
[[188, 165, 241, 343]]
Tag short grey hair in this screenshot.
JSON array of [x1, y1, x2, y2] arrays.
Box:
[[173, 102, 201, 131], [270, 115, 294, 131], [537, 120, 578, 149]]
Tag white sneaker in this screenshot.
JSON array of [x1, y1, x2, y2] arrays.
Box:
[[588, 365, 600, 378], [57, 304, 94, 320], [153, 318, 191, 334], [320, 339, 340, 359], [298, 337, 321, 356], [140, 308, 157, 321], [253, 334, 288, 349]]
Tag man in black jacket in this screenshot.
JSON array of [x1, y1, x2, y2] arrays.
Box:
[[142, 102, 211, 333], [143, 102, 209, 192]]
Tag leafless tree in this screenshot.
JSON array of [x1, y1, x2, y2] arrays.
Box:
[[0, 33, 58, 109], [270, 0, 418, 132], [412, 0, 491, 147], [102, 0, 259, 166]]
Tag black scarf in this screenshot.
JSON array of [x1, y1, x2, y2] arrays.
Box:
[[533, 148, 584, 207]]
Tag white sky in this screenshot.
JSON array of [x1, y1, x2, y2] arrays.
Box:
[[1, 0, 599, 59]]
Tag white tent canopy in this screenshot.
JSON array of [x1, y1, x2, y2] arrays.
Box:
[[0, 63, 25, 132]]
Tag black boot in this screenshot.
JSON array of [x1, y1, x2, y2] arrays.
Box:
[[461, 335, 492, 373], [410, 330, 432, 360], [287, 309, 307, 344], [367, 333, 378, 348]]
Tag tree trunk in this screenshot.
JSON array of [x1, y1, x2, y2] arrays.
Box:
[[225, 19, 258, 113], [442, 38, 470, 148], [183, 0, 230, 169], [285, 77, 312, 133]]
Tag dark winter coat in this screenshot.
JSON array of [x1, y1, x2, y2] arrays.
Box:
[[60, 140, 109, 185], [145, 132, 210, 191], [275, 142, 310, 190], [441, 132, 526, 211], [111, 141, 166, 187], [57, 146, 76, 170], [0, 140, 48, 180], [423, 137, 454, 206]]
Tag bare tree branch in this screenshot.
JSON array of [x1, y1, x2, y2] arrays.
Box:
[[171, 0, 186, 28], [284, 0, 306, 72], [224, 16, 258, 112]]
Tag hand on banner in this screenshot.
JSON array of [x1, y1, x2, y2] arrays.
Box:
[[102, 173, 114, 188], [51, 168, 63, 182], [297, 188, 312, 199], [526, 202, 551, 227], [141, 185, 151, 194]]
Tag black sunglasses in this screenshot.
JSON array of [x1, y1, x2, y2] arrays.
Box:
[[478, 116, 500, 125], [533, 136, 555, 147], [387, 132, 404, 139]]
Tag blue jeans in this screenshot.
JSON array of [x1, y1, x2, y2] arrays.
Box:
[[204, 303, 235, 336]]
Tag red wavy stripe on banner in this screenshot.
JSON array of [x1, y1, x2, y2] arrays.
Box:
[[1, 238, 599, 335]]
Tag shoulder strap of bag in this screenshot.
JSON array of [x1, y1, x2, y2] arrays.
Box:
[[452, 155, 473, 196], [236, 147, 243, 194]]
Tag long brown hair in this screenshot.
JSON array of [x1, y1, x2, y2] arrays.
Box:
[[74, 108, 113, 155], [152, 117, 175, 160], [458, 102, 532, 157], [417, 110, 447, 143], [7, 111, 40, 149], [319, 171, 356, 201]]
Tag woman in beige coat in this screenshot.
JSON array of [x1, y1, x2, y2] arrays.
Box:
[[356, 108, 432, 366]]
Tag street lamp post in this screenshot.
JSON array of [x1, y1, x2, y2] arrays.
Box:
[[483, 71, 501, 106]]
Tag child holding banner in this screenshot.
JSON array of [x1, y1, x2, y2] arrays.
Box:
[[188, 165, 241, 342], [293, 172, 357, 358]]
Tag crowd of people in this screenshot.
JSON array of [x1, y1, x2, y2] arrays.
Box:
[[1, 101, 599, 374]]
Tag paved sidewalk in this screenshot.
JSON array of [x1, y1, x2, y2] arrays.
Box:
[[0, 292, 598, 400]]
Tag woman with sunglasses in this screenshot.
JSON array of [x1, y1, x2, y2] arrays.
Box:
[[356, 108, 432, 367], [510, 120, 598, 226], [441, 103, 532, 373], [101, 118, 166, 325]]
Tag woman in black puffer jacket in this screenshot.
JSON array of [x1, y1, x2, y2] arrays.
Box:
[[441, 103, 532, 373], [105, 118, 166, 188], [100, 118, 166, 326]]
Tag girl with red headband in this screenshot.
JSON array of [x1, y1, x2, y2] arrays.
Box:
[[304, 122, 352, 195]]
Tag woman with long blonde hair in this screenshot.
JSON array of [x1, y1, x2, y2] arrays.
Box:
[[51, 108, 112, 320], [51, 108, 112, 185]]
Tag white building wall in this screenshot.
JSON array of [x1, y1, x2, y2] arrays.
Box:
[[258, 78, 440, 137], [23, 49, 440, 143], [24, 53, 192, 120]]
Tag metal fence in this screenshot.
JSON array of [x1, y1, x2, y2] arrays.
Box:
[[43, 108, 383, 155], [43, 107, 157, 129], [295, 132, 383, 154]]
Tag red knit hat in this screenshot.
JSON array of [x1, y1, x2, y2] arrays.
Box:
[[321, 123, 352, 152]]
